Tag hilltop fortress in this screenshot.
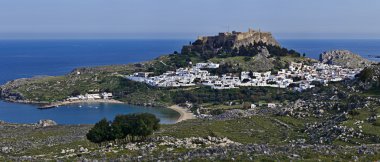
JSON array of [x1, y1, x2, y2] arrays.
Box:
[[198, 28, 280, 47], [182, 28, 280, 54]]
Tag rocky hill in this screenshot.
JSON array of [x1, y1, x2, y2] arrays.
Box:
[[356, 64, 380, 90], [181, 28, 280, 56], [199, 28, 280, 47], [320, 50, 374, 69], [0, 28, 312, 104]]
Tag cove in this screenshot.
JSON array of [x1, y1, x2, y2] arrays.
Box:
[[0, 101, 180, 124]]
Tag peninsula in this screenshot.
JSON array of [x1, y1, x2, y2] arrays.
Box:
[[0, 28, 380, 161]]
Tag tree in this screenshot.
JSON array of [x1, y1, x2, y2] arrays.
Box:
[[119, 113, 160, 141], [138, 113, 160, 133], [71, 89, 81, 96], [88, 114, 161, 145], [112, 113, 160, 142], [86, 118, 113, 145], [111, 115, 134, 140]]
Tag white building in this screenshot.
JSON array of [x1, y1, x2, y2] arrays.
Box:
[[126, 61, 362, 91], [268, 103, 276, 108]]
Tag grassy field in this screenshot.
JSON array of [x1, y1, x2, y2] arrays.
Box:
[[363, 88, 380, 97], [1, 115, 379, 161], [157, 116, 309, 145]]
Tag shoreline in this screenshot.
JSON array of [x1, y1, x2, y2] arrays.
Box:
[[168, 105, 196, 123], [38, 99, 125, 109], [37, 99, 196, 123]]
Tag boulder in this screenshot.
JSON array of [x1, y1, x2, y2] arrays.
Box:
[[1, 146, 12, 153], [37, 119, 57, 127]]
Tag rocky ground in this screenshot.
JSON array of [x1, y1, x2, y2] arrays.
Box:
[[1, 120, 379, 161], [1, 64, 379, 161], [320, 50, 375, 69]]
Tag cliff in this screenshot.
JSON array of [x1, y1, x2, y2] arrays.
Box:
[[320, 50, 374, 69]]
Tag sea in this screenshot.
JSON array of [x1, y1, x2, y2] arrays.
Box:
[[0, 39, 379, 124]]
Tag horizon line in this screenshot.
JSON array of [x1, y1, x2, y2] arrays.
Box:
[[1, 32, 380, 40]]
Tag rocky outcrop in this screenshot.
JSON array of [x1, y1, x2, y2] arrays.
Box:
[[250, 47, 275, 71], [356, 64, 380, 89], [0, 78, 28, 101], [37, 119, 57, 127], [364, 64, 380, 82], [198, 28, 279, 47], [212, 109, 255, 120], [320, 50, 374, 69], [0, 77, 51, 103], [182, 28, 280, 55]]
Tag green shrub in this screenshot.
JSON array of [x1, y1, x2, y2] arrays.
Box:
[[86, 113, 160, 144]]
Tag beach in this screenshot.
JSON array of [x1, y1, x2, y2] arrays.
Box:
[[39, 99, 124, 109], [168, 105, 196, 123]]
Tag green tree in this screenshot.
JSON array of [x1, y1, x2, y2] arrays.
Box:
[[129, 113, 160, 140], [86, 118, 113, 145], [111, 115, 134, 140], [88, 113, 161, 144], [71, 89, 81, 96], [112, 113, 160, 142]]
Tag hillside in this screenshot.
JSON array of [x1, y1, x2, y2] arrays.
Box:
[[320, 50, 375, 69], [0, 28, 308, 104], [1, 73, 380, 161]]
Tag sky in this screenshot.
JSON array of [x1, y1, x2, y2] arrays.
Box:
[[0, 0, 379, 39]]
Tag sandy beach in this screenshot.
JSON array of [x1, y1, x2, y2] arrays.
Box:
[[39, 99, 124, 109], [168, 105, 196, 123]]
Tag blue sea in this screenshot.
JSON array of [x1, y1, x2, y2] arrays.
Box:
[[0, 39, 379, 124]]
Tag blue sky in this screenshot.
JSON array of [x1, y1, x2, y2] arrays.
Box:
[[0, 0, 379, 39]]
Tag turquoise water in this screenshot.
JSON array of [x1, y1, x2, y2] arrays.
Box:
[[0, 39, 379, 124]]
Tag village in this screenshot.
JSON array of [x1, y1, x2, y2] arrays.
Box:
[[126, 62, 362, 92]]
